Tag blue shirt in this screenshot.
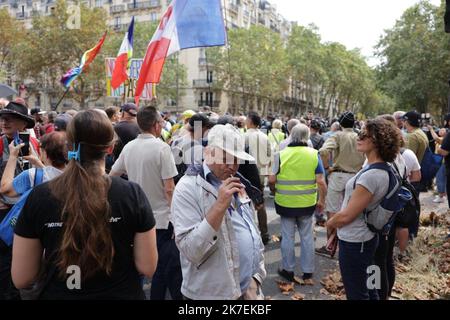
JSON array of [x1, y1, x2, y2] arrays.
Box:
[[203, 163, 260, 292], [13, 167, 63, 195]]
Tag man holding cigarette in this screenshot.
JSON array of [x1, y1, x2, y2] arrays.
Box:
[[171, 124, 266, 300]]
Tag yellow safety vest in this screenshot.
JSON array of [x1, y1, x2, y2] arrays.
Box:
[[268, 130, 285, 146], [275, 146, 318, 208]]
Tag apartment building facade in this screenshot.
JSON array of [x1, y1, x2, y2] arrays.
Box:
[[2, 0, 311, 116]]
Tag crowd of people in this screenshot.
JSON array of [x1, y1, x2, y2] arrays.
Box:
[[0, 95, 448, 300]]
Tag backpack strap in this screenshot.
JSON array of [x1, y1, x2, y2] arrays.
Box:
[[34, 168, 44, 187]]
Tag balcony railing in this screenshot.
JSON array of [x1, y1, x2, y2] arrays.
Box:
[[128, 0, 160, 10], [258, 16, 265, 25], [16, 12, 28, 19], [198, 58, 214, 67], [110, 5, 125, 14], [229, 4, 239, 13], [193, 79, 214, 88], [198, 100, 220, 108]]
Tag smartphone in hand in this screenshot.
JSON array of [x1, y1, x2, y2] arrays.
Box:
[[18, 131, 30, 156]]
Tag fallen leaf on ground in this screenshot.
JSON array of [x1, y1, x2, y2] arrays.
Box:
[[276, 280, 295, 294], [291, 292, 305, 300], [320, 288, 329, 295]]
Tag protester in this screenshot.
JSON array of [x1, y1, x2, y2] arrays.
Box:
[[428, 125, 447, 203], [64, 109, 78, 118], [402, 111, 429, 238], [0, 132, 67, 198], [268, 119, 285, 152], [245, 111, 272, 245], [323, 122, 341, 140], [113, 103, 141, 159], [30, 108, 45, 140], [171, 113, 210, 184], [316, 112, 365, 257], [393, 111, 406, 133], [403, 111, 428, 164], [105, 106, 120, 125], [171, 109, 196, 139], [172, 124, 266, 300], [326, 118, 402, 300], [42, 111, 57, 135], [279, 119, 300, 151], [269, 124, 327, 285], [54, 113, 73, 132], [236, 115, 247, 134], [110, 106, 182, 300], [437, 130, 450, 208], [11, 110, 158, 299], [309, 119, 325, 150]]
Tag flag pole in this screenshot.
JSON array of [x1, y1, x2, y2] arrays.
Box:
[[176, 52, 179, 116], [53, 87, 70, 112]]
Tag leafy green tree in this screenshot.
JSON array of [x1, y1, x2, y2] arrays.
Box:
[[0, 8, 25, 82], [375, 0, 449, 115], [287, 24, 326, 113], [209, 25, 288, 115], [13, 0, 108, 108]]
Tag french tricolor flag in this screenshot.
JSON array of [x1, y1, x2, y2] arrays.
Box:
[[111, 17, 135, 89], [135, 0, 226, 105]]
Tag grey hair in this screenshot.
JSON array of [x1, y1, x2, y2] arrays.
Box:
[[272, 119, 282, 129], [290, 124, 310, 144], [393, 111, 405, 119], [287, 119, 300, 133], [330, 122, 341, 131]]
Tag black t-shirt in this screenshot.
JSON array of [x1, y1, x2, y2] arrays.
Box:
[[14, 177, 155, 300], [441, 132, 450, 172]]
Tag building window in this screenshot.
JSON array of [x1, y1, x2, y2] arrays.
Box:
[[95, 0, 103, 7], [114, 16, 121, 28], [150, 12, 158, 21], [200, 92, 213, 106], [207, 71, 213, 84]]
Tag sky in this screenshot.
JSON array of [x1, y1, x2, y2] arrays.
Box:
[[271, 0, 442, 66]]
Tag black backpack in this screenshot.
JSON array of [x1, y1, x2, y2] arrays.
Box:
[[392, 162, 421, 229]]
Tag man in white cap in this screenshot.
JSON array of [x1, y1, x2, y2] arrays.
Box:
[[171, 124, 266, 300]]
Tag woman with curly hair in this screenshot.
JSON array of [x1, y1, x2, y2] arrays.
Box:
[[326, 118, 402, 300]]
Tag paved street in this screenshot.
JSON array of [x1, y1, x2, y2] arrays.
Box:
[[261, 190, 338, 300], [145, 188, 448, 300]]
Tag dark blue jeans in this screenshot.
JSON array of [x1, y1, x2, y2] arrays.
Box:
[[150, 223, 183, 300], [339, 235, 379, 300], [0, 241, 20, 300], [410, 182, 423, 238]]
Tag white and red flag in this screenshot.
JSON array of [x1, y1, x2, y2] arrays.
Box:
[[134, 0, 226, 106]]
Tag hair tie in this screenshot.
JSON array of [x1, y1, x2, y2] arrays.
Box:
[[68, 144, 81, 162]]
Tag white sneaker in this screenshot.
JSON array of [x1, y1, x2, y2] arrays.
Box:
[[433, 196, 445, 203]]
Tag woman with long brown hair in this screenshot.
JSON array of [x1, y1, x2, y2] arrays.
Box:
[[11, 110, 157, 299]]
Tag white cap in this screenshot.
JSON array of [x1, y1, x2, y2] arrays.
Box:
[[207, 124, 254, 161]]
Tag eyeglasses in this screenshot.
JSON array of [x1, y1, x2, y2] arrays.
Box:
[[357, 131, 371, 141]]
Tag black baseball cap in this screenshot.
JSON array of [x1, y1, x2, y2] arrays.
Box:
[[120, 103, 138, 116], [402, 111, 421, 127]]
